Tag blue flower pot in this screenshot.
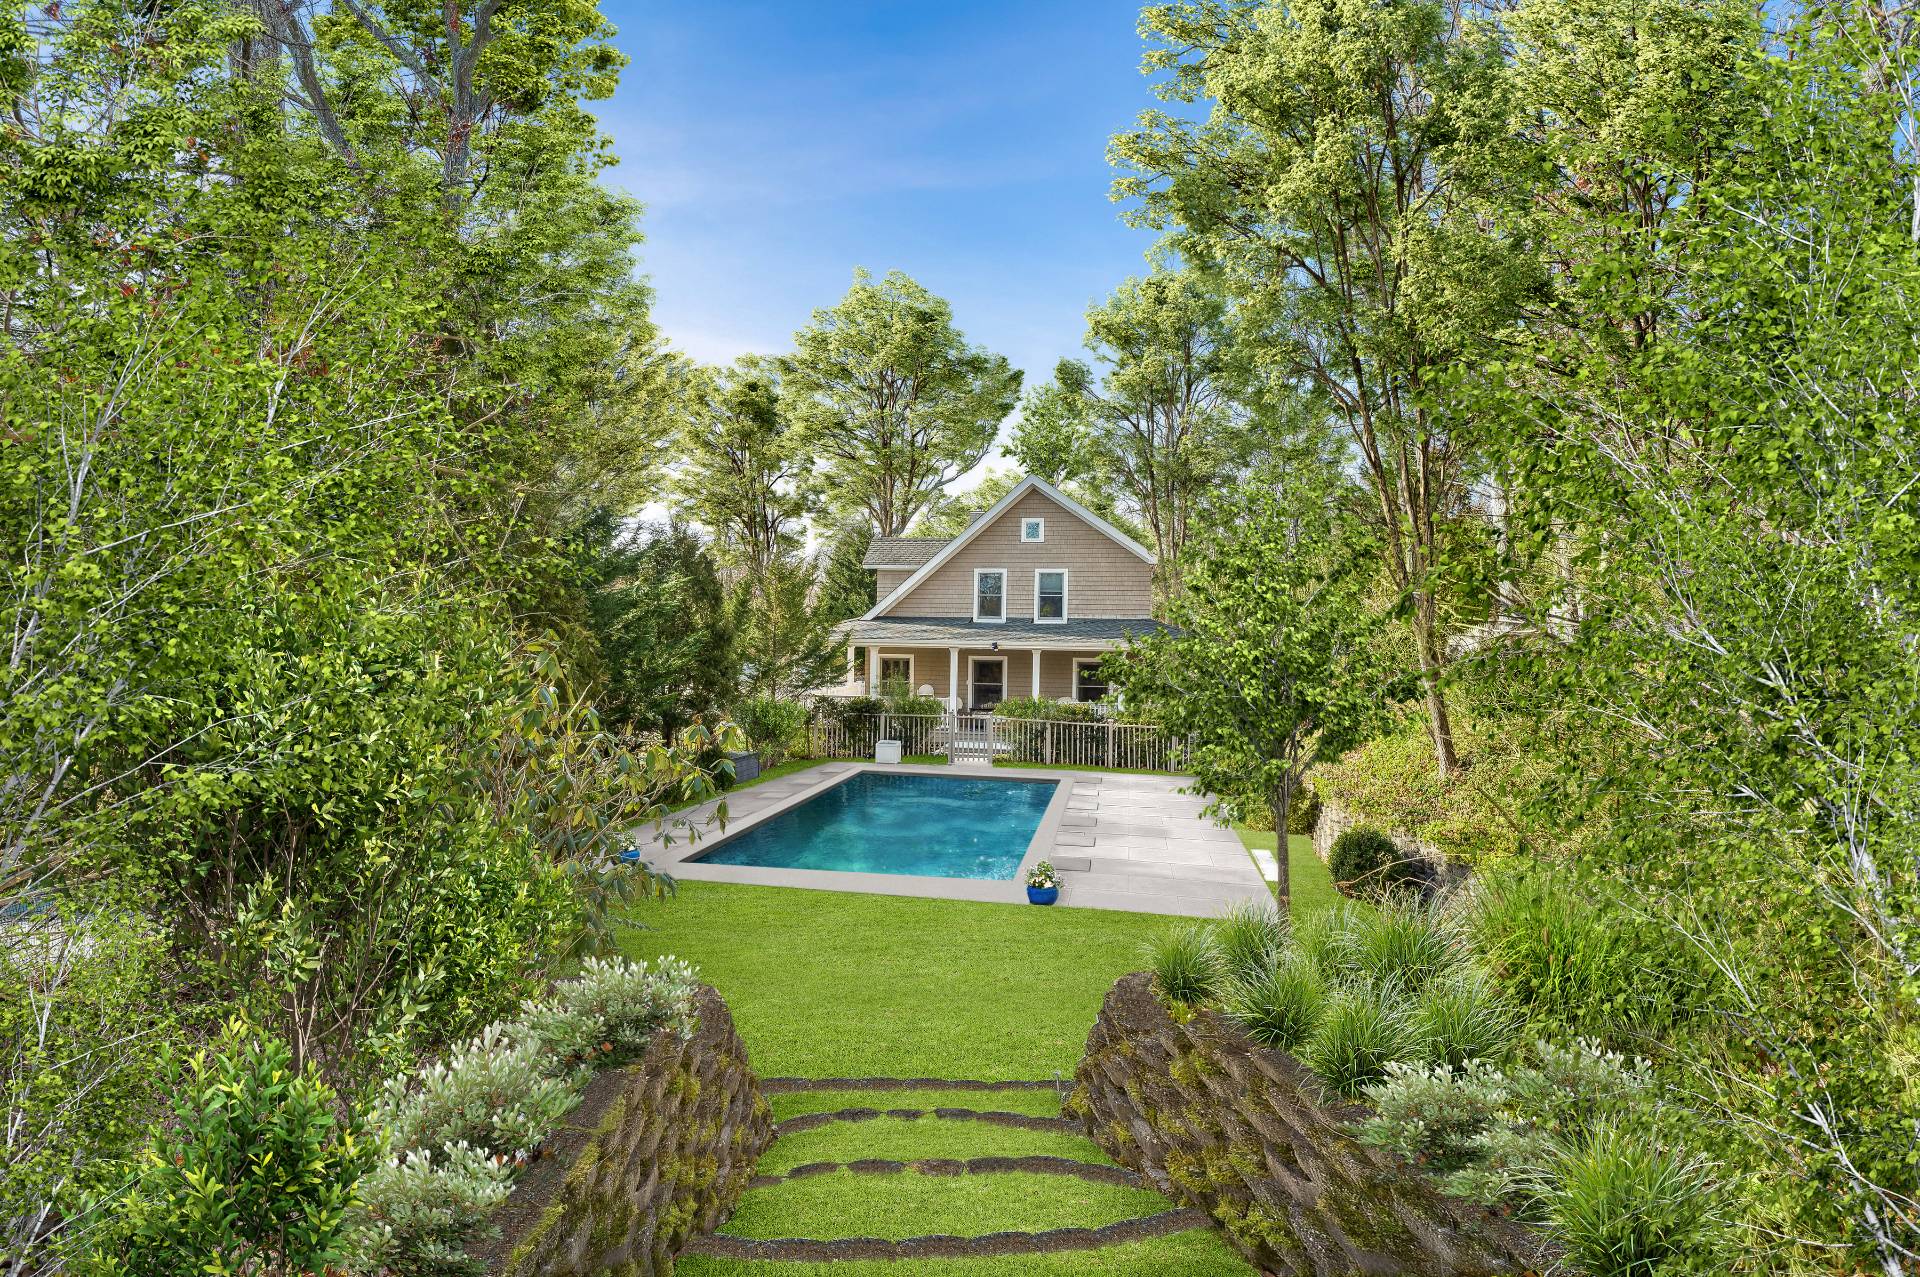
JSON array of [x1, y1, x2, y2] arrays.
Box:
[[1027, 885, 1059, 906]]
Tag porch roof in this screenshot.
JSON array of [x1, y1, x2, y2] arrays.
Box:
[[835, 615, 1171, 648]]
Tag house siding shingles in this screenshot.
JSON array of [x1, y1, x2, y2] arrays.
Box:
[[874, 568, 914, 601], [879, 490, 1153, 619]]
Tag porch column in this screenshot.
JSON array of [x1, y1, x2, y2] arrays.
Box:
[[867, 645, 879, 694], [948, 647, 960, 711], [848, 643, 858, 685], [1031, 649, 1042, 699]]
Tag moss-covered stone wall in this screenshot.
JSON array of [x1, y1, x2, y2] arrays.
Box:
[[1069, 974, 1549, 1277], [477, 984, 771, 1277]]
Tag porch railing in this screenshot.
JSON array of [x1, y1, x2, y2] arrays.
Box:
[[806, 712, 1190, 774]]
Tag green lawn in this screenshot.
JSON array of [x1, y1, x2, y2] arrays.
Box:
[[768, 1087, 1064, 1122], [675, 1231, 1248, 1276], [1234, 827, 1344, 919], [716, 1169, 1176, 1240], [617, 883, 1179, 1079], [759, 1115, 1113, 1175]]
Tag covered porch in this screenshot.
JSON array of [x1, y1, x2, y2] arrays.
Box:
[[827, 617, 1170, 711]]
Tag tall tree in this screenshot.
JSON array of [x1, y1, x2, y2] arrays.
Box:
[[815, 521, 877, 625], [1114, 0, 1533, 775], [1121, 488, 1396, 909], [785, 269, 1021, 535], [669, 356, 814, 584], [1009, 268, 1262, 608]]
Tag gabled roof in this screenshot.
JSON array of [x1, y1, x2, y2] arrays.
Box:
[[864, 476, 1155, 621], [863, 537, 951, 569]]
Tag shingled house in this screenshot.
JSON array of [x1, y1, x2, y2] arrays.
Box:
[[833, 476, 1169, 711]]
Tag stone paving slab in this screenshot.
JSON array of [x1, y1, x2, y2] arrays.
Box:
[[626, 761, 1269, 919]]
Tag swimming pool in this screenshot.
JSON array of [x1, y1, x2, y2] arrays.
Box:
[[693, 771, 1058, 879]]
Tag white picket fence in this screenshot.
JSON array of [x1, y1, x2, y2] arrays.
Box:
[[807, 712, 1190, 773]]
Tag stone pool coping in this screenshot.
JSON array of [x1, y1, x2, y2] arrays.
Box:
[[638, 762, 1071, 906], [626, 761, 1274, 916]]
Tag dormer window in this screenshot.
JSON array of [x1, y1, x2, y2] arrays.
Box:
[[973, 568, 1006, 622], [1020, 517, 1044, 543]]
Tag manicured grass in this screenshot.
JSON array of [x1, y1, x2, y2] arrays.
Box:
[[760, 1116, 1112, 1174], [716, 1169, 1173, 1240], [616, 882, 1176, 1080], [769, 1088, 1064, 1122], [676, 1230, 1254, 1276], [1235, 827, 1344, 920]]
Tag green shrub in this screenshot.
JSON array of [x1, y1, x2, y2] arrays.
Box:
[[992, 696, 1098, 722], [520, 956, 699, 1065], [1212, 900, 1287, 980], [341, 1141, 512, 1277], [1302, 984, 1421, 1096], [89, 1020, 371, 1277], [1350, 902, 1456, 991], [373, 1024, 582, 1162], [1328, 826, 1426, 901], [1546, 1125, 1728, 1276], [1222, 955, 1327, 1052], [1414, 970, 1521, 1069], [1465, 863, 1702, 1044], [1145, 925, 1223, 1005], [730, 697, 810, 766], [1357, 1059, 1511, 1176]]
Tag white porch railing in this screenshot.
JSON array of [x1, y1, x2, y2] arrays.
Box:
[[806, 712, 1191, 774]]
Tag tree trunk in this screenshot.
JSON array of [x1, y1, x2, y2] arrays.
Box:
[[1270, 781, 1292, 913], [1409, 591, 1458, 778]]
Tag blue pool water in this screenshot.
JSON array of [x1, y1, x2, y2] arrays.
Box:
[[695, 771, 1057, 879]]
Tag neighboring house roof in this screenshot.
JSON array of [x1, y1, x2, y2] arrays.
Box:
[[863, 537, 951, 569], [865, 476, 1154, 620], [836, 616, 1171, 646]]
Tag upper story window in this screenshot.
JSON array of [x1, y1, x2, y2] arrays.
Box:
[[1020, 517, 1045, 543], [1035, 569, 1067, 623], [973, 568, 1006, 622]]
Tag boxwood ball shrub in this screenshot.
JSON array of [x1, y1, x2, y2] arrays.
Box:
[[1328, 826, 1425, 900]]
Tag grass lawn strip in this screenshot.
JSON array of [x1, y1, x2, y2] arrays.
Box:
[[767, 1087, 1062, 1122], [1235, 826, 1344, 917], [758, 1115, 1113, 1175], [715, 1168, 1174, 1241], [616, 882, 1178, 1079], [675, 1228, 1254, 1275]]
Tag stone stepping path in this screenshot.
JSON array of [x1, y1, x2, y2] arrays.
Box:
[[683, 1078, 1220, 1267]]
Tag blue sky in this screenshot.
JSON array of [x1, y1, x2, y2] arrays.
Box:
[[592, 1, 1165, 473]]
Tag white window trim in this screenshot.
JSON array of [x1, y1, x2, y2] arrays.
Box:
[[969, 655, 1006, 709], [875, 652, 915, 690], [1033, 568, 1069, 624], [1073, 656, 1110, 703], [1020, 516, 1045, 543], [972, 567, 1007, 623]]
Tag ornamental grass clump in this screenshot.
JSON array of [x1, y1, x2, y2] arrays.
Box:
[[1302, 983, 1422, 1096], [1221, 953, 1327, 1052], [1414, 969, 1521, 1069], [1350, 901, 1457, 992], [1212, 899, 1287, 980], [1290, 902, 1364, 979], [1545, 1125, 1729, 1277], [1145, 924, 1223, 1005]]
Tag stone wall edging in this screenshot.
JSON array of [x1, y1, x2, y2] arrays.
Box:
[[474, 983, 772, 1277], [1070, 972, 1552, 1277]]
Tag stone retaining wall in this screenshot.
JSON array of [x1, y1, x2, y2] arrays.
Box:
[[476, 984, 771, 1277], [1070, 973, 1550, 1277], [1312, 798, 1465, 890]]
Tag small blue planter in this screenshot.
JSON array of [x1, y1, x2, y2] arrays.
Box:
[[1026, 885, 1059, 906]]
